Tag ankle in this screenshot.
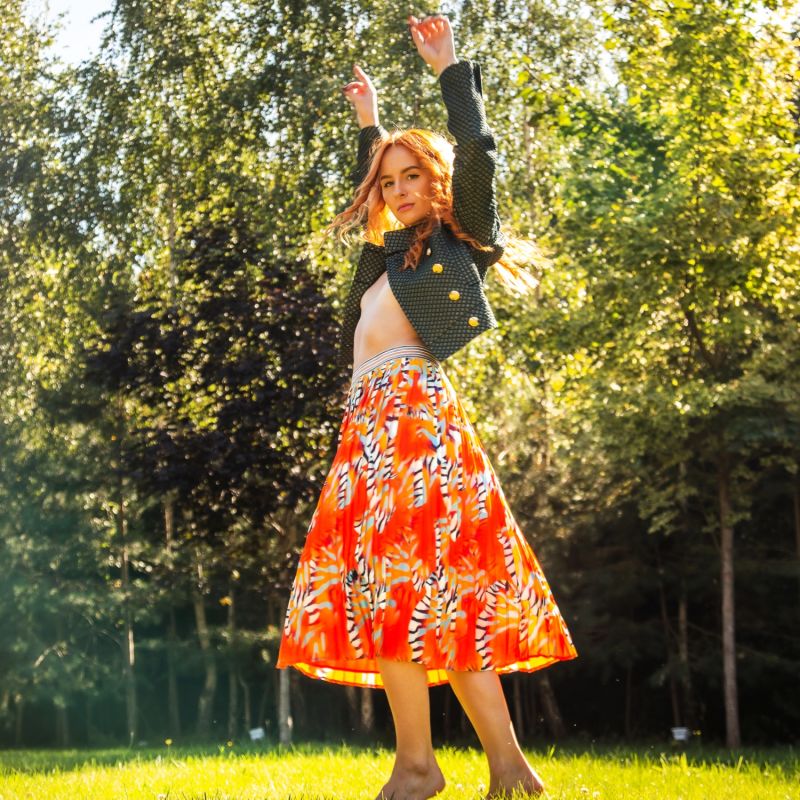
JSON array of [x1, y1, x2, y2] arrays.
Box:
[[487, 751, 528, 776], [393, 752, 438, 773]]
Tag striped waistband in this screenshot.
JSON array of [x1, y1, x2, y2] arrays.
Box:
[[350, 345, 439, 387]]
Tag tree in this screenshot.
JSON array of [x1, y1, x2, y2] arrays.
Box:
[[546, 0, 800, 747]]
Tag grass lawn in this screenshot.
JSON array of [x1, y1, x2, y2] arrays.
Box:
[[0, 741, 797, 799]]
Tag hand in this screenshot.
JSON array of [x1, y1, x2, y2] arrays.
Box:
[[408, 14, 457, 76], [341, 64, 379, 127]]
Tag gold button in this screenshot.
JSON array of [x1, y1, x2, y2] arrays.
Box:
[[468, 316, 479, 326], [426, 247, 432, 256], [449, 290, 460, 301], [432, 262, 443, 273]]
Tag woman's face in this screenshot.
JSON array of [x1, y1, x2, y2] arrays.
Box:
[[379, 144, 433, 226]]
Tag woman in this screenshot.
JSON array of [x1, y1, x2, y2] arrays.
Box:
[[276, 14, 577, 800]]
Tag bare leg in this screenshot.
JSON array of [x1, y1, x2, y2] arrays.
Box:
[[373, 657, 446, 800], [446, 668, 545, 798]]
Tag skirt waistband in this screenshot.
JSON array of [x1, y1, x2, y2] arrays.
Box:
[[351, 344, 439, 387]]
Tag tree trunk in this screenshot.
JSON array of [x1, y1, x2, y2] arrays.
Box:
[[360, 687, 375, 733], [275, 512, 300, 745], [14, 694, 24, 746], [193, 549, 217, 739], [238, 674, 252, 734], [624, 664, 634, 738], [56, 702, 69, 748], [537, 673, 565, 739], [342, 686, 373, 736], [443, 685, 452, 739], [258, 674, 270, 735], [118, 478, 137, 747], [227, 666, 238, 741], [677, 461, 695, 729], [55, 617, 70, 748], [162, 161, 182, 741], [85, 692, 94, 746], [658, 576, 682, 727], [0, 691, 9, 741], [291, 668, 307, 731], [512, 673, 526, 742], [718, 449, 741, 748], [526, 675, 538, 736], [278, 667, 292, 745], [677, 584, 695, 728], [793, 476, 800, 609], [344, 685, 359, 733], [227, 579, 238, 741], [164, 497, 181, 737], [166, 608, 181, 736]]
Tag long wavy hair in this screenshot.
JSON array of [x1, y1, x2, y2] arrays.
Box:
[[324, 127, 547, 295]]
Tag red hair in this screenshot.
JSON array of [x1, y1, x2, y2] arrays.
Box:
[[325, 127, 545, 294]]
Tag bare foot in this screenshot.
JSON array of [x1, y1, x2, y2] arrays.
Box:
[[372, 758, 446, 800], [484, 760, 546, 799]]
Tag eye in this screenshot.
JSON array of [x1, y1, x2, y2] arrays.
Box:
[[383, 173, 420, 189]]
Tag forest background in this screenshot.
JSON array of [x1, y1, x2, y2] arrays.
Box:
[[1, 0, 799, 754]]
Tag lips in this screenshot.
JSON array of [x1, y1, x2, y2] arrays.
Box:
[[397, 203, 414, 212]]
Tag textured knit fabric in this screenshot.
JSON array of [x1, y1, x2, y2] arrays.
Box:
[[276, 347, 579, 687], [336, 59, 507, 369]]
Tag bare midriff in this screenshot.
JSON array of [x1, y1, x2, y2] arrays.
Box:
[[352, 270, 426, 376]]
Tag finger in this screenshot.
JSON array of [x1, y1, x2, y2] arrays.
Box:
[[356, 65, 374, 86]]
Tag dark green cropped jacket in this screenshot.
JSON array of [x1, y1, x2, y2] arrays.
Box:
[[335, 58, 506, 368]]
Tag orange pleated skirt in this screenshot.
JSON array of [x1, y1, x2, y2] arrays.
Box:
[[276, 344, 578, 688]]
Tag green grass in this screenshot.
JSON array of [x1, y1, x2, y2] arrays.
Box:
[[0, 741, 798, 799]]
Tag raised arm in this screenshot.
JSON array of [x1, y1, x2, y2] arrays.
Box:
[[438, 59, 502, 246], [342, 64, 387, 189], [409, 15, 502, 246]]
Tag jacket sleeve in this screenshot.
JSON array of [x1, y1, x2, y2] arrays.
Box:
[[335, 241, 386, 368], [350, 124, 388, 189], [438, 59, 502, 247]]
